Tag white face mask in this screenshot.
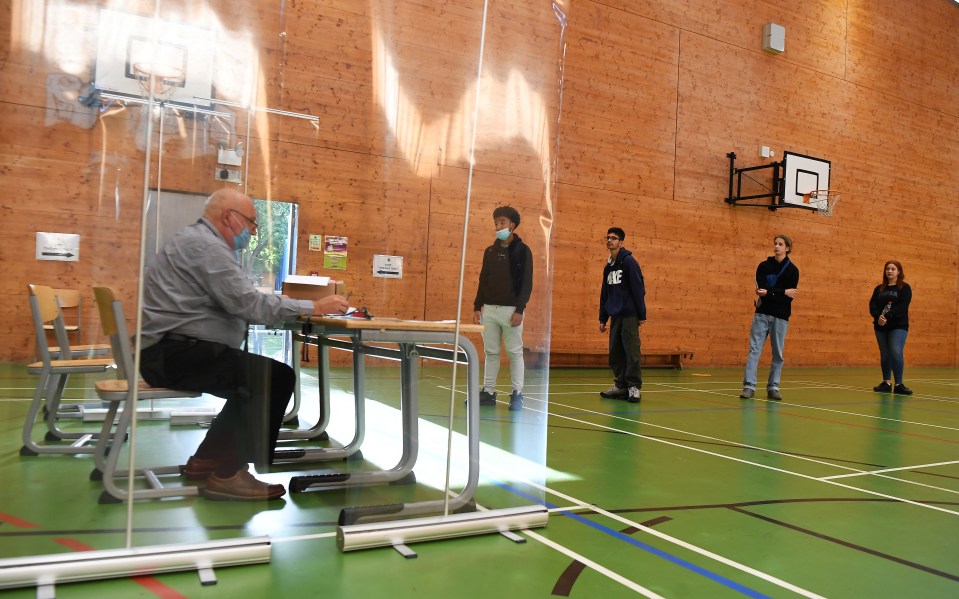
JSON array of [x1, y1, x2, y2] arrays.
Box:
[[496, 227, 511, 241]]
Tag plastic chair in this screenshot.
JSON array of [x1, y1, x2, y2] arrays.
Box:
[[21, 285, 115, 456], [90, 286, 201, 504]]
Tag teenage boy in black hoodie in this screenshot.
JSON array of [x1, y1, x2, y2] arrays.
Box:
[[739, 234, 799, 401], [598, 227, 646, 403], [473, 206, 533, 411]]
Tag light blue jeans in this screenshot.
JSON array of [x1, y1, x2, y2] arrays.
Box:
[[481, 305, 525, 393], [875, 328, 908, 384], [743, 313, 789, 392]]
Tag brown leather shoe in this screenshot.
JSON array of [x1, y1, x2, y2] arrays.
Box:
[[203, 469, 286, 501], [180, 456, 219, 480]]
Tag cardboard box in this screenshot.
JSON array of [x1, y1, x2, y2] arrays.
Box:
[[282, 275, 346, 301]]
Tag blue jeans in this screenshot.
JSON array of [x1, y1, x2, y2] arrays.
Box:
[[743, 313, 789, 392], [875, 328, 908, 384]]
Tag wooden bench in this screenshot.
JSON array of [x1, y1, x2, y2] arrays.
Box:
[[527, 348, 694, 369]]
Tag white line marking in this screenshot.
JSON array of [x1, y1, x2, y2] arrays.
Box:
[[657, 382, 959, 434], [535, 398, 959, 517], [523, 529, 667, 599], [820, 460, 959, 480]]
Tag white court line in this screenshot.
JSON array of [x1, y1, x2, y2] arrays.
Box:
[[533, 396, 959, 517], [821, 460, 959, 480], [474, 445, 825, 598], [441, 382, 959, 496], [657, 382, 959, 433], [523, 529, 667, 599]]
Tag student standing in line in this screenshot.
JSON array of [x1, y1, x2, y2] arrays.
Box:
[[869, 260, 913, 395], [598, 227, 646, 403], [740, 235, 799, 401], [473, 206, 533, 411]]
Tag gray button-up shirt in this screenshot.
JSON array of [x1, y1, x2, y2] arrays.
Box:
[[141, 218, 313, 349]]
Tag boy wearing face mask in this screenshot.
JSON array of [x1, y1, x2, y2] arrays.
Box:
[[472, 206, 534, 411]]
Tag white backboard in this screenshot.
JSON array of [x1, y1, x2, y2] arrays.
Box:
[[94, 9, 214, 108]]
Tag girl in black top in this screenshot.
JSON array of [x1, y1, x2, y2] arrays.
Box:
[[868, 260, 913, 395]]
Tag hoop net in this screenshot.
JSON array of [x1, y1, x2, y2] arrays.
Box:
[[806, 189, 840, 216], [132, 63, 185, 104]]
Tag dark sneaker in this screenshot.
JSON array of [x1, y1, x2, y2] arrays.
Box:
[[627, 386, 641, 403], [203, 469, 285, 501], [739, 388, 755, 399], [508, 390, 524, 411], [873, 382, 892, 392], [893, 384, 913, 396], [767, 389, 782, 401], [479, 389, 497, 406], [600, 384, 627, 399], [180, 455, 219, 480]]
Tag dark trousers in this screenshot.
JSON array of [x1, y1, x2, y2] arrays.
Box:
[[140, 337, 293, 473], [609, 315, 642, 389]]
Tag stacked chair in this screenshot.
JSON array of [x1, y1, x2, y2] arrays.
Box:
[[21, 284, 115, 456]]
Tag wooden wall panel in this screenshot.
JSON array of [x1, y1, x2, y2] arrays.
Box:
[[0, 0, 957, 372]]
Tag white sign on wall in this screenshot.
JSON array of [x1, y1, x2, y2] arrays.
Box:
[[373, 254, 403, 279], [36, 232, 80, 262]]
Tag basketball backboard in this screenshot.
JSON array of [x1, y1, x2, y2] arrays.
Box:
[[782, 151, 830, 209], [94, 9, 214, 108]]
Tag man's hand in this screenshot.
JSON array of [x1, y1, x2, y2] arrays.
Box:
[[784, 288, 798, 298], [473, 310, 483, 325], [599, 321, 607, 333], [510, 312, 523, 327], [756, 288, 768, 297], [878, 315, 887, 326], [313, 294, 350, 315]]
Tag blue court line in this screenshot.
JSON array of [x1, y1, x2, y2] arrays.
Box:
[[498, 482, 772, 599]]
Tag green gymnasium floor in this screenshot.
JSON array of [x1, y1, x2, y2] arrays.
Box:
[[2, 363, 958, 598]]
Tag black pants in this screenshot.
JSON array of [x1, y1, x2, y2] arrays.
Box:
[[609, 315, 643, 389], [140, 337, 293, 473]]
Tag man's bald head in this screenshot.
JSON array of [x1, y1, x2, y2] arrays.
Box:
[[204, 188, 253, 219], [204, 188, 257, 247]]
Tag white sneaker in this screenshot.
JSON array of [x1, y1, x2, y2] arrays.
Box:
[[627, 387, 641, 403]]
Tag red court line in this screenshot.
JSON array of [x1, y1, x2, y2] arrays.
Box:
[[0, 513, 39, 528], [689, 394, 959, 445], [53, 538, 187, 599]]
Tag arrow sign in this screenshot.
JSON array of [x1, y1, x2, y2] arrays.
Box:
[[36, 232, 80, 262]]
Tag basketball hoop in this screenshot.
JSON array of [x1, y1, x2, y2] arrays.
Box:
[[132, 63, 185, 104], [805, 189, 840, 216]]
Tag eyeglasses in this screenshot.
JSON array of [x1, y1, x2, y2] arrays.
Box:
[[604, 236, 620, 241], [228, 209, 258, 230]]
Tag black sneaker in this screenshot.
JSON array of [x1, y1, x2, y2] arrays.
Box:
[[599, 384, 627, 399], [508, 391, 524, 411], [479, 390, 497, 406], [893, 384, 913, 396], [873, 382, 892, 392]]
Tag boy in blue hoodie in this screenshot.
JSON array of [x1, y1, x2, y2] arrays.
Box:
[[598, 227, 646, 403]]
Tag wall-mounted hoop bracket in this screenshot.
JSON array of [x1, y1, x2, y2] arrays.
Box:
[[724, 151, 829, 213], [724, 152, 783, 211]]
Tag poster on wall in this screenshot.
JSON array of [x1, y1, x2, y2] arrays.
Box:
[[309, 234, 323, 251], [373, 255, 403, 279], [36, 232, 80, 262], [324, 235, 348, 270]]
